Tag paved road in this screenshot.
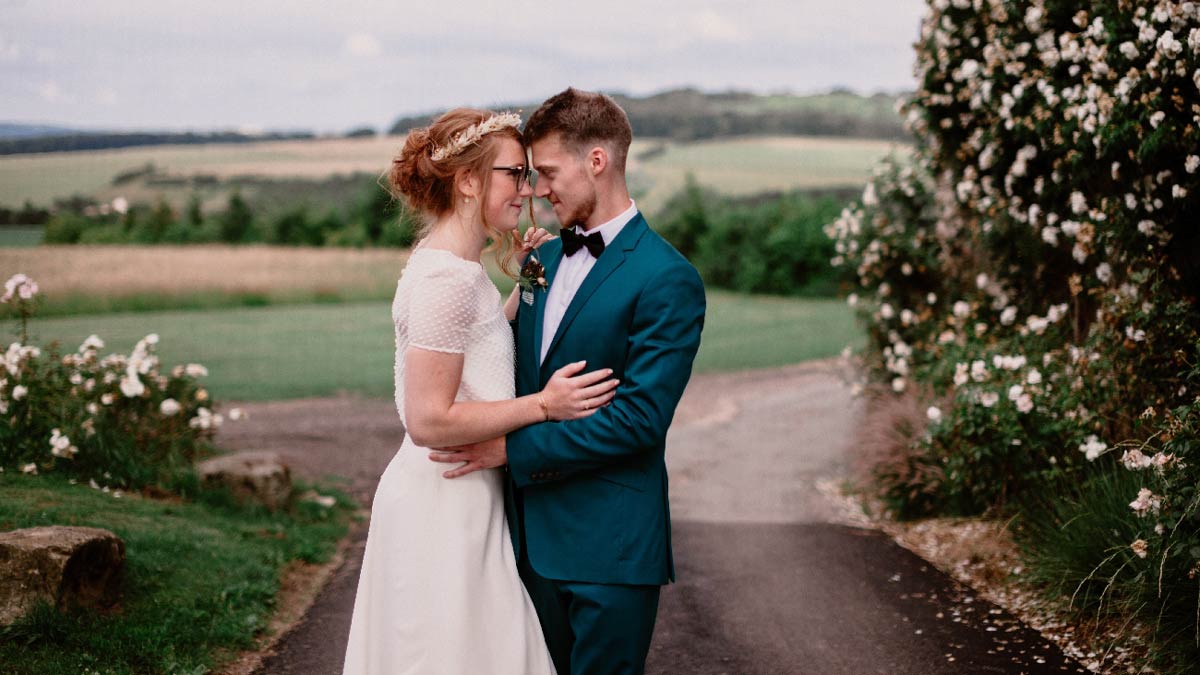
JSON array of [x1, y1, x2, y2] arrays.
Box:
[[220, 361, 1087, 675]]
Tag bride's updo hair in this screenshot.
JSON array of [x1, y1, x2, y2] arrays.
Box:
[[387, 108, 525, 248]]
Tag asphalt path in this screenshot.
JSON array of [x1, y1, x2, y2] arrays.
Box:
[[220, 361, 1088, 675]]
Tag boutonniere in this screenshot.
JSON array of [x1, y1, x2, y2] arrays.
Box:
[[518, 252, 547, 305]]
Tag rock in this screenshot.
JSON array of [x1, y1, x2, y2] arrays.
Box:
[[0, 526, 125, 625], [197, 450, 293, 510]]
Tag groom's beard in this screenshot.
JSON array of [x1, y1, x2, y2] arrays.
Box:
[[562, 190, 597, 230]]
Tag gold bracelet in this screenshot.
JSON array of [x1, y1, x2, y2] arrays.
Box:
[[537, 395, 550, 421]]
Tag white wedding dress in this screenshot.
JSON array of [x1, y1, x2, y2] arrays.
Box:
[[342, 247, 556, 675]]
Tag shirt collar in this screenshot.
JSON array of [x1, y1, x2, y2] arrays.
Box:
[[575, 200, 637, 246]]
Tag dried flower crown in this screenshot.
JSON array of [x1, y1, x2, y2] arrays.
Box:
[[429, 112, 522, 162]]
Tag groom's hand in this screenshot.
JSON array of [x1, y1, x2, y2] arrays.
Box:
[[428, 436, 507, 479]]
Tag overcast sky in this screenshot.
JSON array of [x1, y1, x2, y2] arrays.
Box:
[[1, 0, 929, 134]]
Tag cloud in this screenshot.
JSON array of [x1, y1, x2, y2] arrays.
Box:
[[0, 35, 20, 61], [345, 32, 382, 57], [38, 80, 65, 102], [95, 87, 118, 106], [689, 9, 748, 44]]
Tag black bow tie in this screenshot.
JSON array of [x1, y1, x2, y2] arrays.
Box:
[[560, 228, 606, 258]]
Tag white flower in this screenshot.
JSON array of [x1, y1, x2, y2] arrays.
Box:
[[119, 374, 145, 398], [880, 303, 895, 320], [1131, 539, 1149, 559], [49, 428, 74, 457], [1119, 41, 1139, 59], [1129, 487, 1162, 517], [86, 402, 99, 415], [926, 406, 942, 423], [979, 391, 1000, 408], [12, 384, 27, 400], [900, 309, 915, 326], [901, 263, 913, 276], [953, 363, 970, 387], [971, 360, 988, 382], [1000, 306, 1018, 325], [1027, 316, 1050, 335], [975, 273, 989, 289], [1041, 226, 1060, 246], [79, 335, 105, 352], [1138, 219, 1156, 236], [1095, 263, 1112, 283], [159, 398, 182, 416], [1187, 156, 1200, 174], [1, 274, 39, 304], [953, 301, 971, 318], [1079, 434, 1107, 461], [21, 462, 37, 474], [1026, 369, 1042, 385], [1069, 191, 1087, 215], [1126, 326, 1147, 342], [1016, 394, 1034, 414], [100, 393, 114, 405], [185, 363, 209, 378], [926, 293, 937, 305], [1149, 111, 1166, 128], [1157, 31, 1183, 58], [112, 197, 129, 214], [891, 378, 906, 393], [937, 330, 956, 344], [1121, 449, 1154, 470], [1173, 185, 1188, 199], [1007, 384, 1025, 402]]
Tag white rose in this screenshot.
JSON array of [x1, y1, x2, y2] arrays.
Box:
[[159, 398, 182, 416]]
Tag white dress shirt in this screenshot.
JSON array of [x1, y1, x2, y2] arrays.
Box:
[[540, 200, 638, 365]]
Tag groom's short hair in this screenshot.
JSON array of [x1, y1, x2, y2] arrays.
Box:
[[523, 87, 633, 175]]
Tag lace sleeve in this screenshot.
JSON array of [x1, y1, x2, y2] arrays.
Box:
[[405, 262, 479, 354]]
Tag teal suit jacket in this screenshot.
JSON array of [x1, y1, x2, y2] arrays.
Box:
[[507, 212, 705, 586]]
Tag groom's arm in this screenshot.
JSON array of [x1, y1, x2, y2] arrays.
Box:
[[505, 262, 705, 487]]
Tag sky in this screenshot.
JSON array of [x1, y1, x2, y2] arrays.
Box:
[[1, 0, 930, 134]]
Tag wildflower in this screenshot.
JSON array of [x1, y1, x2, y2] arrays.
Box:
[[49, 429, 76, 458], [119, 374, 145, 398], [1149, 111, 1166, 128], [1187, 156, 1200, 174], [892, 378, 907, 393], [21, 463, 36, 475], [1126, 326, 1146, 342], [185, 363, 209, 378], [953, 363, 970, 387], [159, 398, 182, 416], [1079, 435, 1107, 461], [847, 293, 859, 307], [1130, 539, 1148, 559], [1000, 306, 1017, 325], [1095, 263, 1112, 283], [1151, 452, 1177, 470], [1121, 449, 1154, 470], [1026, 369, 1042, 385], [979, 391, 1000, 408], [1007, 384, 1025, 402], [926, 406, 942, 423], [1138, 220, 1156, 235], [880, 303, 895, 320], [1173, 185, 1188, 199], [100, 393, 114, 405], [926, 293, 937, 305], [12, 384, 27, 400], [1, 274, 38, 304], [1016, 395, 1034, 413], [79, 335, 105, 352], [953, 301, 970, 318], [971, 360, 988, 382], [1129, 488, 1162, 517]]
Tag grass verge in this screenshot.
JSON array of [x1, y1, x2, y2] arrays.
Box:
[[0, 472, 357, 675]]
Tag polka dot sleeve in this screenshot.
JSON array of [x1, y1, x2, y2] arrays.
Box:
[[405, 262, 479, 354]]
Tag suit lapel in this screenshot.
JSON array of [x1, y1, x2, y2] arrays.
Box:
[[540, 215, 649, 373], [532, 244, 564, 375]]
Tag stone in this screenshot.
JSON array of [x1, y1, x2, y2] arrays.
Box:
[[197, 450, 293, 510], [0, 526, 125, 625]]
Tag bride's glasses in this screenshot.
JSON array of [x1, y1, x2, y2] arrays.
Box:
[[492, 165, 534, 191]]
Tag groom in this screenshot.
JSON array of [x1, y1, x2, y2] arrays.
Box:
[[431, 87, 705, 675]]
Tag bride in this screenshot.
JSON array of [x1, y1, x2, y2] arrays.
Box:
[[341, 109, 617, 675]]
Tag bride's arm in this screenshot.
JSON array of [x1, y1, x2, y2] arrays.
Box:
[[403, 348, 616, 448], [503, 285, 521, 322]]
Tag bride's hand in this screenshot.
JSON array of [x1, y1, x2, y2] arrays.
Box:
[[513, 227, 556, 257], [540, 361, 619, 420]]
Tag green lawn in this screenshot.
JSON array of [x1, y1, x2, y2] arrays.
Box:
[[0, 226, 44, 247], [18, 291, 863, 401], [0, 473, 354, 675]]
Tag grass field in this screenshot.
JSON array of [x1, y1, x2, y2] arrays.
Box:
[[16, 292, 863, 401], [0, 226, 43, 247], [0, 472, 354, 675]]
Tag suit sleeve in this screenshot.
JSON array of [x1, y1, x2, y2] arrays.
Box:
[[506, 261, 706, 487]]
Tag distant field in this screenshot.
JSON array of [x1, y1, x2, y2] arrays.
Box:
[[21, 292, 863, 401], [0, 135, 907, 217], [0, 136, 404, 206], [629, 136, 910, 214], [0, 226, 43, 247], [0, 245, 414, 315]]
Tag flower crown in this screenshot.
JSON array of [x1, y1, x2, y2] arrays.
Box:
[[429, 112, 522, 162]]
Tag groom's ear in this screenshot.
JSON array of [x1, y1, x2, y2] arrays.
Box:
[[587, 146, 609, 177]]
